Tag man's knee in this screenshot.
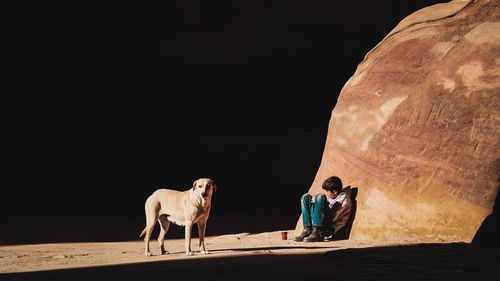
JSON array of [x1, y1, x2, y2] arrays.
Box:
[[301, 194, 312, 208], [301, 193, 312, 202], [315, 193, 327, 203]]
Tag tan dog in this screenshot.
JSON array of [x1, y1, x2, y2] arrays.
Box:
[[139, 178, 217, 256]]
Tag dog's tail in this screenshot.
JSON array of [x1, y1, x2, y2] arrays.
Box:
[[139, 227, 147, 239]]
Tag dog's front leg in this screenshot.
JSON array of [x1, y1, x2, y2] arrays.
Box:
[[198, 220, 209, 254], [185, 222, 194, 256]]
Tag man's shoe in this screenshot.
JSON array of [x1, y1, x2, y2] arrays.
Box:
[[303, 227, 324, 242], [294, 226, 312, 242]]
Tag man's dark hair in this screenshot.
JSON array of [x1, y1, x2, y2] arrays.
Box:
[[322, 176, 343, 193]]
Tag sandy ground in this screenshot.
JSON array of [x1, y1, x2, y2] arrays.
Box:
[[2, 230, 499, 281]]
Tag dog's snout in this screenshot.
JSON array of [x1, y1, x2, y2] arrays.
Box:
[[202, 192, 208, 198]]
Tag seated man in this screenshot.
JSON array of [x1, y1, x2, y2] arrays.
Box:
[[295, 176, 352, 242]]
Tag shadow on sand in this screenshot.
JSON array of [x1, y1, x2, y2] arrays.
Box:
[[4, 243, 499, 281], [210, 245, 337, 253]]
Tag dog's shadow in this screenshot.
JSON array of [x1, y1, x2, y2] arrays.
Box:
[[164, 245, 339, 255]]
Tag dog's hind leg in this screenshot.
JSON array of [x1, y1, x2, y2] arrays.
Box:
[[197, 220, 209, 254], [157, 215, 170, 255], [143, 205, 158, 256]]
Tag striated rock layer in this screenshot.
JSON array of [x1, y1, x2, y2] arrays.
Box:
[[297, 0, 500, 241]]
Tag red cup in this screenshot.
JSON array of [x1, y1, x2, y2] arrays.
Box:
[[281, 231, 287, 240]]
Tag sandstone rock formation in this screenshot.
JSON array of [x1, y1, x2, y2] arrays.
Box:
[[297, 0, 500, 241]]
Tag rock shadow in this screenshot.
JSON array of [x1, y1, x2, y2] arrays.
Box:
[[472, 178, 500, 250]]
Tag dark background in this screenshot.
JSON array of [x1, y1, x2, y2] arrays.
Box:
[[3, 0, 448, 244]]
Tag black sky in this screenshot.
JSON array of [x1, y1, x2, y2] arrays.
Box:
[[4, 0, 448, 243]]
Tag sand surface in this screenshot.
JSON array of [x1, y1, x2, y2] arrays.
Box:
[[2, 230, 499, 280]]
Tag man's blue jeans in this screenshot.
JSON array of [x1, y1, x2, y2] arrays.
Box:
[[301, 193, 333, 235]]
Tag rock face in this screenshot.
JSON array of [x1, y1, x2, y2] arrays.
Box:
[[297, 0, 500, 241]]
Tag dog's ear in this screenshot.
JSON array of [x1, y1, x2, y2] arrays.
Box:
[[192, 179, 199, 190], [211, 180, 217, 192]]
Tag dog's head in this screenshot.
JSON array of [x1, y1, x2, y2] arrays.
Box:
[[192, 178, 217, 198]]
